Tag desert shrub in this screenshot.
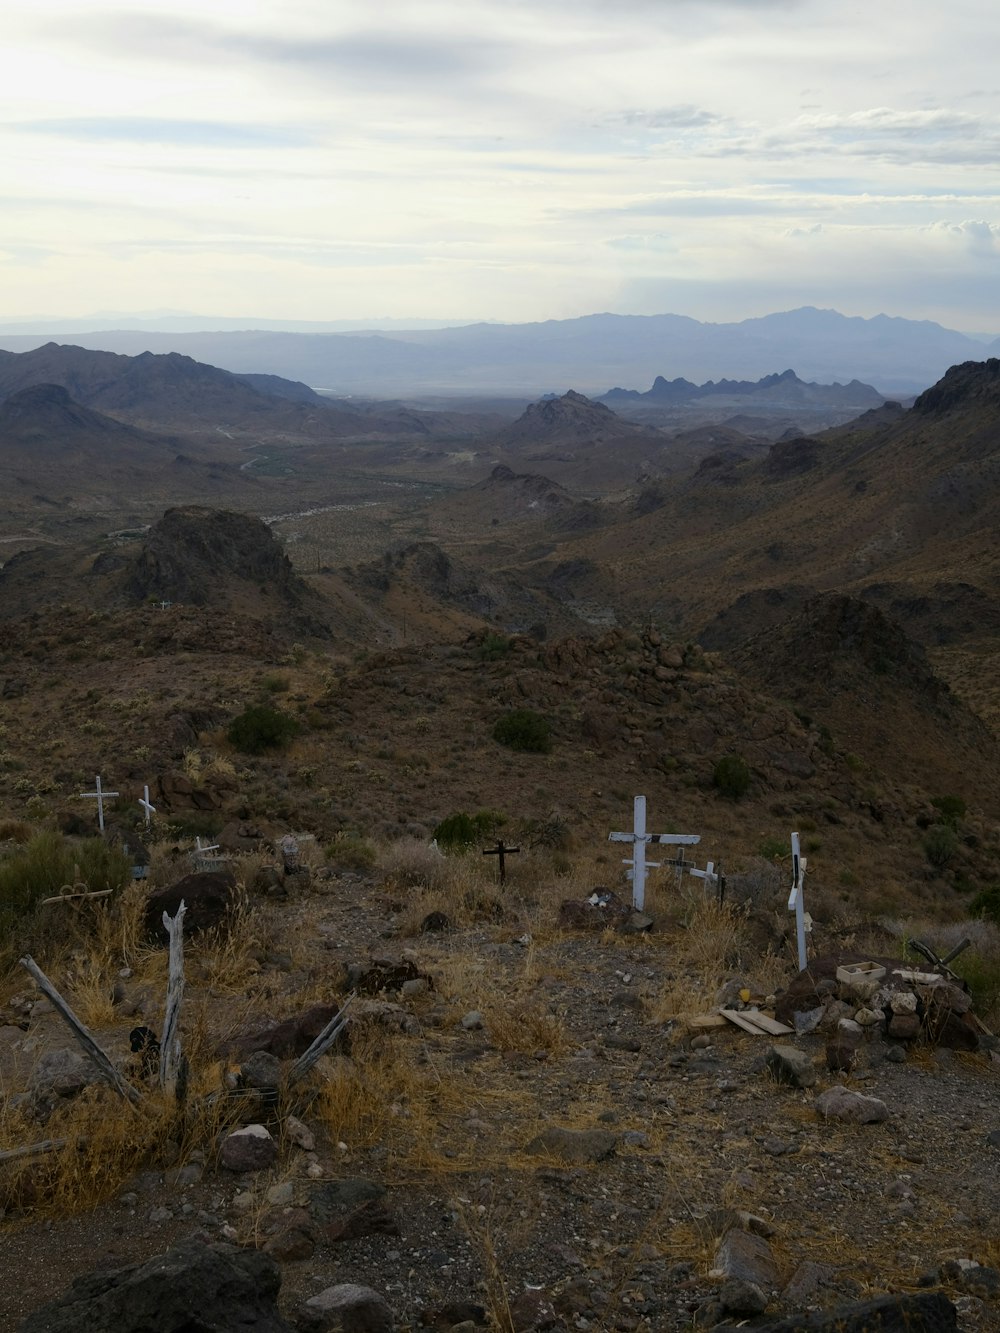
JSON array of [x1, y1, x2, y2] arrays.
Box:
[[493, 709, 551, 754], [261, 673, 291, 694], [712, 754, 751, 800], [476, 633, 513, 662], [931, 795, 967, 828], [325, 832, 377, 871], [378, 837, 451, 890], [970, 883, 1000, 926], [757, 836, 787, 861], [923, 823, 958, 868], [433, 810, 504, 851], [0, 831, 130, 944], [227, 704, 299, 754]]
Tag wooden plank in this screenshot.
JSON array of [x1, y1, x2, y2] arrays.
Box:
[[719, 1008, 793, 1036], [688, 1013, 728, 1030]]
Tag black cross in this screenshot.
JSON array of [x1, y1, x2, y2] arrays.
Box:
[[482, 839, 520, 884]]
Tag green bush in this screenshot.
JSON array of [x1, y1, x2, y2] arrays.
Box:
[[493, 709, 552, 754], [227, 705, 300, 755], [712, 754, 751, 800], [758, 836, 787, 860], [476, 633, 513, 662], [923, 823, 958, 868], [970, 883, 1000, 926], [433, 809, 504, 851], [0, 831, 130, 942], [931, 795, 967, 828]]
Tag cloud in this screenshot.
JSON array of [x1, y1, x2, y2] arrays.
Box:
[[14, 117, 311, 147]]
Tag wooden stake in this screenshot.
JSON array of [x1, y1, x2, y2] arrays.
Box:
[[287, 996, 353, 1087], [0, 1138, 69, 1164], [159, 902, 186, 1100], [18, 955, 142, 1106]]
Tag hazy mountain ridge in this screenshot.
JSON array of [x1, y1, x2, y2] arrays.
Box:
[[0, 307, 991, 397]]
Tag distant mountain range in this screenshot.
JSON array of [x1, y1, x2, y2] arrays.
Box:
[[0, 307, 995, 397]]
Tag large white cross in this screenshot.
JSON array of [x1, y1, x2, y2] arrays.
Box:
[[609, 795, 700, 911], [138, 785, 156, 830], [787, 831, 810, 970], [80, 775, 119, 834]]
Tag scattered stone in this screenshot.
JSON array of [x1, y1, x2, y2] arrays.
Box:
[[29, 1049, 99, 1102], [220, 1123, 279, 1172], [794, 1006, 825, 1035], [854, 1007, 884, 1028], [306, 1178, 398, 1244], [524, 1126, 618, 1163], [286, 1115, 316, 1151], [229, 1003, 341, 1061], [781, 1261, 836, 1306], [712, 1228, 778, 1288], [719, 1278, 768, 1315], [240, 1050, 283, 1089], [887, 1014, 922, 1041], [299, 1282, 394, 1333], [603, 1034, 641, 1052], [815, 1086, 890, 1124], [712, 1291, 957, 1332], [885, 1044, 907, 1064], [765, 1044, 817, 1088], [508, 1286, 559, 1332], [986, 1129, 1000, 1149], [401, 977, 430, 999], [16, 1239, 292, 1332], [461, 1011, 484, 1031], [420, 911, 452, 933], [890, 991, 918, 1014], [826, 1041, 856, 1073], [262, 1210, 316, 1264], [266, 1181, 295, 1207]]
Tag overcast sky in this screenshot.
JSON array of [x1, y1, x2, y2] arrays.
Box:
[[3, 0, 999, 330]]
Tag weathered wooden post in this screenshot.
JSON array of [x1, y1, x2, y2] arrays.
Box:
[[160, 902, 186, 1100], [19, 955, 142, 1105], [788, 832, 809, 971]]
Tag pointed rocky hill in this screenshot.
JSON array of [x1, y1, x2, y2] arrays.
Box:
[[490, 391, 674, 491]]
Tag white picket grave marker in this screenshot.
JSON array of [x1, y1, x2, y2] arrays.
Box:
[[787, 831, 810, 971], [138, 785, 156, 830], [192, 836, 223, 872], [609, 795, 700, 912], [80, 775, 119, 834]]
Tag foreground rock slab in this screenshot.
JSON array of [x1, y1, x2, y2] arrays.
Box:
[[713, 1291, 957, 1332], [298, 1283, 394, 1333], [17, 1239, 292, 1333]]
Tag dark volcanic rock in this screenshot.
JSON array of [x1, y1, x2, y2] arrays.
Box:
[[124, 506, 304, 608], [713, 1291, 956, 1332], [16, 1238, 292, 1332], [143, 869, 237, 943]]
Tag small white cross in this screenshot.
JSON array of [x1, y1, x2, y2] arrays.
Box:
[[787, 832, 810, 971], [138, 785, 156, 829], [192, 836, 223, 871], [80, 775, 120, 833], [609, 795, 700, 912]]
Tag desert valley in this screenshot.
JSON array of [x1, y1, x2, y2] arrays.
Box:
[[0, 318, 999, 1333]]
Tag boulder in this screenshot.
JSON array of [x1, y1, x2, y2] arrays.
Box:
[[306, 1178, 398, 1244], [298, 1283, 393, 1333], [16, 1239, 291, 1332], [143, 870, 237, 943], [220, 1123, 279, 1172], [712, 1291, 956, 1331], [815, 1086, 890, 1124], [765, 1044, 817, 1088]]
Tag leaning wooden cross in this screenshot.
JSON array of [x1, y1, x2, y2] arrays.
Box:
[[788, 831, 809, 971], [689, 859, 726, 905], [482, 839, 520, 884], [609, 796, 700, 912]]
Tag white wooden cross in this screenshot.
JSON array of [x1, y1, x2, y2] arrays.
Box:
[[688, 859, 724, 902], [609, 795, 700, 912], [80, 775, 119, 834], [138, 785, 156, 830], [192, 836, 222, 872], [787, 831, 810, 971]]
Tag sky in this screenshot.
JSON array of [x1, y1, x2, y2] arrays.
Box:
[[3, 0, 1000, 331]]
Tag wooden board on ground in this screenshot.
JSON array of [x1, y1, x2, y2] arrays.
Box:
[[720, 1008, 794, 1036], [688, 1013, 729, 1030]]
